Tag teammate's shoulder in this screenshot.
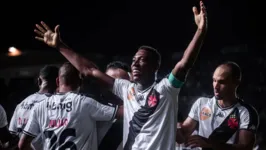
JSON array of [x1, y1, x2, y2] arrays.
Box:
[[18, 93, 37, 104], [76, 92, 91, 97], [67, 92, 97, 101], [237, 99, 258, 116], [115, 78, 132, 85], [196, 96, 213, 102]]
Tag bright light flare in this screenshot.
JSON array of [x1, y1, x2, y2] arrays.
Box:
[[8, 47, 22, 56]]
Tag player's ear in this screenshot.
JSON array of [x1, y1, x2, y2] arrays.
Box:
[[37, 77, 42, 87], [56, 77, 59, 87]]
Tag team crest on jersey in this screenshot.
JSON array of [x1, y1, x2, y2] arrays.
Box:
[[228, 114, 238, 129], [127, 87, 136, 100], [200, 106, 212, 120], [148, 94, 158, 107]]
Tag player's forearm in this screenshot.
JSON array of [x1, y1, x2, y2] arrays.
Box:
[[57, 41, 98, 76], [176, 128, 186, 143], [179, 28, 206, 70]]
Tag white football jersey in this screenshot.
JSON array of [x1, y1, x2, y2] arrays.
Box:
[[113, 77, 182, 150], [0, 104, 7, 128], [9, 93, 52, 136], [189, 97, 259, 145], [23, 92, 117, 150]]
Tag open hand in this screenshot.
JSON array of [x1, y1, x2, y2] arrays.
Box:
[[34, 21, 61, 48], [193, 1, 208, 30]]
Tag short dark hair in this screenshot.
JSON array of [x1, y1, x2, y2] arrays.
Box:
[[39, 65, 59, 82], [59, 62, 80, 85], [220, 61, 242, 81], [106, 61, 130, 72], [138, 45, 161, 66]]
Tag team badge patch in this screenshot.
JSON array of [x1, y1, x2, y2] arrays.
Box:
[[228, 114, 238, 129], [148, 94, 158, 107]]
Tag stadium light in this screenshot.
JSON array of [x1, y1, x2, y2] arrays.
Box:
[[8, 47, 22, 56]]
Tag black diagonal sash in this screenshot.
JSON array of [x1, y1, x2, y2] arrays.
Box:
[[208, 108, 240, 143], [124, 88, 160, 150]]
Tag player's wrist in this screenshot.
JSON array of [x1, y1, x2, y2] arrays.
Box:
[[56, 40, 65, 49]]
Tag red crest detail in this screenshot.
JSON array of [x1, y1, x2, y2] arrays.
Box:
[[228, 118, 238, 129], [148, 95, 157, 107]]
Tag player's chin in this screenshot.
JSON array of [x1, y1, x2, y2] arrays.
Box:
[[214, 95, 222, 100]]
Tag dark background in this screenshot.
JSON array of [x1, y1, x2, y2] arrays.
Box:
[[0, 0, 265, 149]]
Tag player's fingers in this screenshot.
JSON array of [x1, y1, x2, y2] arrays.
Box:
[[200, 1, 206, 14], [35, 24, 46, 33], [185, 140, 197, 147], [41, 21, 52, 31], [34, 29, 44, 37], [193, 6, 199, 15], [35, 36, 44, 42], [188, 135, 199, 141], [190, 143, 199, 149]]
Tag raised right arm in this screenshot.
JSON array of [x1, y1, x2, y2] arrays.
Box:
[[34, 22, 115, 89], [58, 42, 115, 89]]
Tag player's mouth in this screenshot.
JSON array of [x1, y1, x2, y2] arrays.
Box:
[[132, 68, 141, 76], [214, 90, 220, 95]]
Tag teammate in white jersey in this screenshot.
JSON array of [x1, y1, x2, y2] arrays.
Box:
[[18, 62, 122, 150], [0, 104, 14, 148], [33, 1, 207, 149], [98, 61, 131, 150], [9, 65, 58, 137], [177, 62, 259, 150]]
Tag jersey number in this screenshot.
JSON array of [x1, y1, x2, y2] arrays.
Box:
[[44, 128, 77, 150]]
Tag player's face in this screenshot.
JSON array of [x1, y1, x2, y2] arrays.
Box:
[[106, 68, 130, 80], [131, 49, 157, 83], [212, 66, 236, 100]]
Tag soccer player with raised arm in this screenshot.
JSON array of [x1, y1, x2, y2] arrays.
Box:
[[33, 1, 207, 149]]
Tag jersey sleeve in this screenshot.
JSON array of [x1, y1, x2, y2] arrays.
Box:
[[167, 72, 184, 88], [188, 98, 201, 121], [112, 79, 131, 101], [23, 106, 40, 137], [9, 105, 19, 134], [83, 96, 117, 121], [239, 105, 259, 134], [0, 105, 8, 128], [157, 73, 184, 96]]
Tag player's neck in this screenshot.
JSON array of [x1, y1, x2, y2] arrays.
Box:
[[137, 78, 155, 91], [58, 85, 77, 93], [38, 87, 54, 94], [218, 94, 238, 108]]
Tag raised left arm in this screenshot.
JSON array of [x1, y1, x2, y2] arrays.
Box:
[[172, 1, 207, 81]]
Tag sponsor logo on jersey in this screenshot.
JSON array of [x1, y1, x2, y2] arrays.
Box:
[[21, 103, 34, 110], [200, 106, 212, 120], [127, 87, 135, 100], [46, 101, 73, 112], [216, 111, 225, 118]]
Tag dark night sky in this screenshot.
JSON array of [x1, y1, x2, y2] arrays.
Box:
[[0, 0, 264, 56]]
